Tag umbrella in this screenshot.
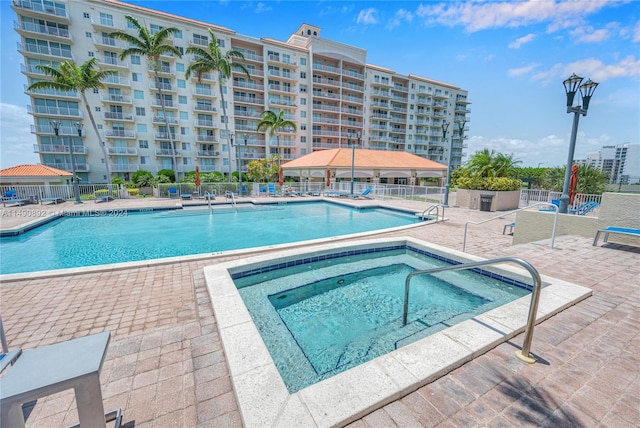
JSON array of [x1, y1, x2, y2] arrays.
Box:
[[278, 166, 283, 186], [195, 166, 201, 187], [326, 168, 331, 187], [568, 164, 578, 206]]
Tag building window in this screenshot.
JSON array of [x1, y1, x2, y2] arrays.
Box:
[[130, 55, 141, 65], [97, 124, 103, 129], [136, 107, 146, 116], [137, 124, 147, 133], [300, 71, 306, 79], [132, 72, 140, 82], [134, 90, 144, 99], [88, 51, 94, 57], [177, 46, 184, 55], [300, 111, 306, 118], [177, 79, 186, 88], [300, 124, 306, 130], [93, 88, 99, 94], [139, 140, 149, 149], [181, 127, 189, 135], [183, 158, 191, 165], [300, 84, 307, 93], [174, 30, 182, 39], [85, 32, 92, 38], [301, 98, 306, 105], [182, 142, 190, 150], [95, 106, 101, 112], [83, 12, 90, 18], [179, 111, 188, 120], [179, 95, 187, 104], [300, 58, 306, 66], [176, 63, 185, 72], [140, 156, 148, 164], [301, 136, 306, 143], [217, 39, 225, 48]]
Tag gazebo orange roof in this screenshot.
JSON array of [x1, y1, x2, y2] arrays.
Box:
[[282, 149, 447, 176], [0, 164, 72, 177]]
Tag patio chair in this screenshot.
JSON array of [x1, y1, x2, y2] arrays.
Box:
[[569, 201, 599, 216], [267, 183, 279, 197], [0, 316, 21, 374], [354, 188, 372, 199], [2, 190, 30, 207], [168, 187, 178, 198]]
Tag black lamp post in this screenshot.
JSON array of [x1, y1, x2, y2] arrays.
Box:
[[238, 134, 248, 195], [347, 130, 361, 197], [442, 120, 451, 207], [51, 120, 82, 204], [559, 74, 598, 213]]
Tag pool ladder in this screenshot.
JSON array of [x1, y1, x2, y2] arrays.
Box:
[[226, 191, 238, 213], [402, 257, 542, 364], [419, 204, 445, 222], [204, 192, 214, 213]]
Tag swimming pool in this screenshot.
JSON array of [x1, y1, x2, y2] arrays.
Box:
[[235, 247, 530, 393], [204, 237, 593, 427], [0, 201, 422, 274]]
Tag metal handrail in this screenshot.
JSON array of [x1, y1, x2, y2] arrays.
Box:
[[462, 202, 559, 252], [204, 192, 213, 213], [421, 204, 445, 223], [402, 257, 542, 363]]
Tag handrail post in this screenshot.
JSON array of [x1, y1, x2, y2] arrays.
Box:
[[402, 257, 542, 363]]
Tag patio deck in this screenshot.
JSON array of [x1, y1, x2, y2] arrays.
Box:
[[0, 197, 638, 427]]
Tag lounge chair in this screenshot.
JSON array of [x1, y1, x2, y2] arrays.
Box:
[[0, 316, 21, 374], [180, 193, 192, 200], [354, 188, 372, 199], [593, 226, 640, 247], [95, 194, 113, 203], [168, 187, 178, 198], [569, 201, 599, 216], [2, 190, 30, 207], [503, 222, 516, 235], [267, 183, 279, 197], [41, 196, 64, 205]]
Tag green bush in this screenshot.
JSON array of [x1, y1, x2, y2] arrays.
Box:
[[126, 188, 139, 197], [456, 176, 521, 191]]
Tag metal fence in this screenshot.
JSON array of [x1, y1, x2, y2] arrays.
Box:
[[518, 189, 601, 216]]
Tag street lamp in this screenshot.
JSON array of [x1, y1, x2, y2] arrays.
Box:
[[441, 119, 452, 207], [238, 134, 248, 196], [559, 73, 598, 213], [50, 120, 82, 204], [347, 130, 361, 197], [229, 131, 235, 186]]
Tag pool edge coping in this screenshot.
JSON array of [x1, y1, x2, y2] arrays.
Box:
[[203, 236, 593, 428]]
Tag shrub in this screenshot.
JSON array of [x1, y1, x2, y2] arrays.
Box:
[[456, 176, 521, 191], [126, 188, 140, 197]]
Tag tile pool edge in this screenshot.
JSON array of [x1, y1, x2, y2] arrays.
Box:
[[203, 237, 593, 427]]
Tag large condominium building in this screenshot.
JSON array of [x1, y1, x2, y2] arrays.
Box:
[[576, 143, 640, 184], [13, 0, 471, 183]]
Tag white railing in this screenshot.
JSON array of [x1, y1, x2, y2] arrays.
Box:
[[519, 189, 602, 216]]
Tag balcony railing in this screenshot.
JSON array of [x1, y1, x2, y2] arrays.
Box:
[[90, 17, 126, 30], [18, 42, 72, 59], [104, 129, 136, 138], [149, 99, 177, 108], [154, 133, 178, 140], [103, 111, 134, 121], [196, 135, 218, 142], [192, 88, 216, 97], [234, 95, 264, 105], [195, 119, 216, 128], [103, 76, 131, 86], [93, 36, 127, 50], [24, 85, 77, 98], [101, 57, 128, 68], [12, 0, 68, 19], [100, 93, 132, 104], [108, 147, 138, 155], [149, 82, 174, 91], [197, 150, 220, 157], [194, 104, 217, 112], [14, 20, 72, 40], [110, 164, 140, 172], [234, 81, 264, 91], [43, 162, 89, 171], [152, 116, 179, 124], [27, 105, 82, 117], [34, 144, 87, 154], [155, 149, 181, 156]]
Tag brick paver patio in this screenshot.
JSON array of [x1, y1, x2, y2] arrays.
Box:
[[1, 197, 637, 427]]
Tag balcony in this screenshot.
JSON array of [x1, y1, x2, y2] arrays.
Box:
[[371, 90, 391, 98], [152, 116, 179, 125], [24, 85, 78, 99], [196, 135, 218, 143], [233, 81, 264, 91], [100, 93, 133, 104], [313, 116, 340, 125], [341, 107, 363, 115], [90, 16, 127, 30], [341, 69, 364, 80], [312, 103, 340, 113], [93, 36, 127, 50], [149, 82, 175, 92], [100, 56, 128, 69], [241, 53, 264, 63], [192, 88, 217, 98], [103, 111, 134, 121], [233, 95, 264, 105], [20, 63, 46, 76], [31, 124, 77, 135], [392, 85, 409, 93], [110, 164, 140, 172], [104, 129, 136, 139], [17, 42, 72, 59], [267, 54, 297, 68], [148, 64, 173, 75], [27, 105, 82, 118], [268, 98, 296, 108], [43, 162, 89, 171], [194, 119, 217, 128], [149, 99, 178, 109], [190, 71, 215, 82], [342, 82, 364, 92], [155, 149, 181, 156], [33, 143, 87, 154], [154, 133, 178, 141], [312, 91, 340, 100], [233, 109, 261, 119], [312, 63, 340, 75], [108, 146, 138, 155], [193, 104, 217, 113], [14, 20, 72, 41], [268, 84, 297, 94], [103, 76, 131, 87], [343, 95, 364, 104], [197, 150, 220, 157], [312, 77, 340, 88], [12, 0, 69, 21]]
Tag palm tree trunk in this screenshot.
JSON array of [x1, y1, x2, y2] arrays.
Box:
[[82, 92, 111, 183], [218, 76, 232, 182], [155, 70, 178, 181]]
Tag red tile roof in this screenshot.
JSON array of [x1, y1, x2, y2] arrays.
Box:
[[0, 164, 72, 177], [282, 149, 447, 170]]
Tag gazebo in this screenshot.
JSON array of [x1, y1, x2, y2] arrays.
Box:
[[281, 149, 447, 186]]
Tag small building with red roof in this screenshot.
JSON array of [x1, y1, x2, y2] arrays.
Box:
[[0, 164, 73, 186]]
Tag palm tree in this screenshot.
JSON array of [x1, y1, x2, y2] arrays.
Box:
[[257, 110, 297, 171], [28, 58, 117, 181], [465, 149, 521, 178], [185, 29, 250, 182], [109, 16, 182, 180]]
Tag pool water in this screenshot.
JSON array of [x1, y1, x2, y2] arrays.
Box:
[[0, 202, 419, 274], [235, 247, 530, 393]]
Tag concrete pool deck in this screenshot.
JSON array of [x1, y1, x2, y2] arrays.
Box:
[[0, 196, 638, 427]]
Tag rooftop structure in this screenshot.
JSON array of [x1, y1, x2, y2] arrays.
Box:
[[12, 0, 470, 183]]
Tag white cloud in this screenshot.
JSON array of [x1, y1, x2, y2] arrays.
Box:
[[386, 9, 414, 30], [0, 103, 39, 169], [509, 33, 536, 49], [508, 63, 539, 77], [570, 23, 617, 43], [356, 8, 378, 25], [530, 56, 640, 84], [415, 0, 613, 33], [253, 2, 272, 14]]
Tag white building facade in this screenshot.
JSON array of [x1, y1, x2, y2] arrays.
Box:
[[576, 144, 640, 184], [13, 0, 470, 183]]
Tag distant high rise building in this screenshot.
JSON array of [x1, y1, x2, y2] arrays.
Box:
[[576, 144, 640, 184], [13, 0, 470, 183]]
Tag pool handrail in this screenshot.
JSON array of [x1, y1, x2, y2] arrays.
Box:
[[420, 204, 446, 223], [402, 256, 542, 363], [462, 202, 559, 252]]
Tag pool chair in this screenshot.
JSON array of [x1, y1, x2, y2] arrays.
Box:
[[267, 183, 279, 197], [0, 331, 123, 428], [0, 316, 21, 374], [180, 193, 192, 200], [168, 187, 178, 198], [354, 188, 372, 199], [2, 190, 30, 207], [569, 201, 599, 216]]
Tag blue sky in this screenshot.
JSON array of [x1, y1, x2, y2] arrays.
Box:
[[1, 0, 639, 169]]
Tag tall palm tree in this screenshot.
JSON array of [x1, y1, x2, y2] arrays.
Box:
[[465, 149, 521, 178], [257, 110, 297, 171], [28, 58, 116, 181], [109, 16, 182, 180], [185, 29, 250, 182]]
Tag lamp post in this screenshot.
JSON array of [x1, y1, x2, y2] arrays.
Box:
[[559, 73, 598, 214], [441, 120, 451, 207], [238, 134, 248, 196], [50, 120, 82, 204], [347, 130, 361, 197], [229, 131, 235, 186]]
